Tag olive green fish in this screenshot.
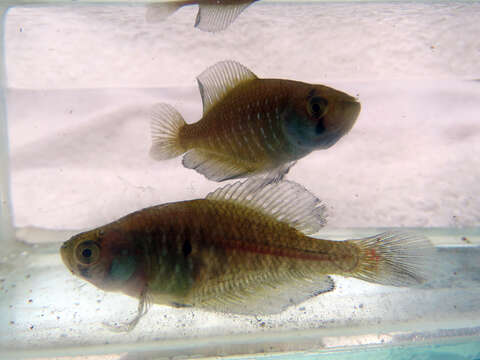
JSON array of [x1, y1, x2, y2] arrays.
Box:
[[146, 0, 259, 32], [150, 60, 361, 183], [61, 180, 433, 331]]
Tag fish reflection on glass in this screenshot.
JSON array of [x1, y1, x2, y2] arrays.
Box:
[[60, 180, 433, 331], [149, 60, 361, 183], [146, 0, 258, 32]]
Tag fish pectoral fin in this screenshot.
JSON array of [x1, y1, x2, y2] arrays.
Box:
[[195, 2, 254, 32], [145, 2, 183, 23], [182, 149, 252, 182], [194, 275, 335, 316], [197, 60, 257, 115]]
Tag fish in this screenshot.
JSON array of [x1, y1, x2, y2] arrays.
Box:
[[149, 60, 361, 183], [145, 0, 258, 32], [60, 179, 433, 331]]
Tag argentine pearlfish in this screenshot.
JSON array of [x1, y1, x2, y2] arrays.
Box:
[[150, 60, 360, 184], [61, 180, 432, 331]]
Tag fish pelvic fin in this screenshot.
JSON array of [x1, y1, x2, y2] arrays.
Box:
[[103, 287, 152, 332], [150, 103, 187, 160], [206, 179, 327, 235], [349, 231, 435, 287], [195, 2, 254, 32], [258, 161, 297, 185]]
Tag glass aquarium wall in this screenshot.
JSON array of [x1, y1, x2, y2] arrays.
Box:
[[1, 1, 479, 358]]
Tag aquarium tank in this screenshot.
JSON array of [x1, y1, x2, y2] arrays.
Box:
[[0, 0, 479, 359]]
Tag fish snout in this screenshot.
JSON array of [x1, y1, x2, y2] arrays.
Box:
[[335, 99, 361, 133], [60, 241, 74, 271]]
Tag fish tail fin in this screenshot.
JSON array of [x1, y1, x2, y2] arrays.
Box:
[[349, 231, 435, 287], [150, 103, 187, 160], [145, 2, 183, 23]]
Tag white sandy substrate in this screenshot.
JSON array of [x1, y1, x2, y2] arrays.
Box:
[[4, 2, 480, 232]]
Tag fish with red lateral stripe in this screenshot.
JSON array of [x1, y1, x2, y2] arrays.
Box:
[[60, 179, 434, 331]]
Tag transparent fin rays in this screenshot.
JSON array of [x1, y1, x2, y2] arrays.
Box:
[[207, 179, 327, 235], [197, 60, 257, 115]]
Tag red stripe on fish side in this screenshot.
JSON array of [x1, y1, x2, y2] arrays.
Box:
[[222, 241, 331, 262]]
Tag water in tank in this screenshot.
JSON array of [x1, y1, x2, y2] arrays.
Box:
[[0, 1, 479, 359]]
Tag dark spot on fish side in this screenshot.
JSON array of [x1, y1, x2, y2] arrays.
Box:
[[183, 239, 192, 257]]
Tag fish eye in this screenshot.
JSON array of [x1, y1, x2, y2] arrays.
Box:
[[308, 97, 328, 119], [74, 241, 100, 266]]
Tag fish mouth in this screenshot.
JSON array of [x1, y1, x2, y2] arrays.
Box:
[[60, 241, 74, 273], [342, 99, 361, 123]]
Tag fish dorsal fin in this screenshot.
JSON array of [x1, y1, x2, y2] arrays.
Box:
[[195, 2, 254, 32], [206, 180, 327, 235], [197, 60, 257, 115]]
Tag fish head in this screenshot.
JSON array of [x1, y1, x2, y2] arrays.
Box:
[[60, 227, 140, 293], [282, 84, 361, 150]]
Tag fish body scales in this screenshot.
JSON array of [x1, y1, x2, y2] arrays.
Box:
[[121, 199, 341, 307], [181, 80, 294, 167], [150, 61, 360, 182]]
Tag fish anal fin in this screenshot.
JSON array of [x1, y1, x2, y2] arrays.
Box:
[[197, 60, 257, 115], [195, 2, 254, 32], [206, 179, 327, 235], [182, 149, 252, 182], [195, 275, 335, 316]]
